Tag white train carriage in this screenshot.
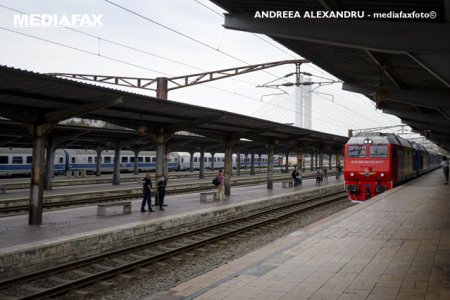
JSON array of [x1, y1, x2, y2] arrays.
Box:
[[0, 148, 67, 176], [66, 149, 179, 173], [173, 152, 281, 171], [0, 148, 179, 176]]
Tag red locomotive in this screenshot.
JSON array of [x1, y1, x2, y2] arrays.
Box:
[[344, 133, 440, 201]]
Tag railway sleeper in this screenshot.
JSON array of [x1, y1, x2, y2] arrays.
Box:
[[169, 256, 183, 265], [137, 267, 152, 273], [49, 276, 72, 284], [155, 261, 169, 270], [92, 263, 112, 271], [110, 257, 129, 265]]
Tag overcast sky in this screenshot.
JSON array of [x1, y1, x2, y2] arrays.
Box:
[[0, 0, 410, 138]]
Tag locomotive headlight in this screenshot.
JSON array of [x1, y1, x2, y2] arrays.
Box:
[[350, 172, 354, 177], [380, 173, 384, 177]]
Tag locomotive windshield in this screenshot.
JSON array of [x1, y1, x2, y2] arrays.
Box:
[[347, 145, 366, 158], [370, 145, 388, 158]]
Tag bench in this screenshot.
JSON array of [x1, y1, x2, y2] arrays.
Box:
[[282, 181, 293, 188], [0, 186, 6, 194], [200, 191, 217, 202], [97, 201, 132, 216]]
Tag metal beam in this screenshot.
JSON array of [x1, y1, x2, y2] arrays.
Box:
[[365, 50, 403, 89], [383, 109, 450, 126], [342, 83, 450, 109], [224, 14, 450, 54], [408, 53, 450, 88], [44, 97, 123, 123]]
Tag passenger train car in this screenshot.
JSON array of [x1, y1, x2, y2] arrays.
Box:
[[0, 148, 179, 176], [344, 133, 441, 201], [0, 148, 282, 176], [173, 152, 282, 171]]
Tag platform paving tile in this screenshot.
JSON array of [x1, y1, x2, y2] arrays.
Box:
[[151, 170, 450, 300]]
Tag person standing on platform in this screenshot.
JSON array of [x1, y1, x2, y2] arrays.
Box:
[[216, 169, 225, 200], [323, 166, 328, 184], [315, 168, 322, 186], [157, 176, 167, 210], [442, 156, 449, 185], [141, 173, 154, 212]]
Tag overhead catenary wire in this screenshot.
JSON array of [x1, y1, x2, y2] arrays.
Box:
[[0, 3, 392, 135], [103, 0, 294, 84]]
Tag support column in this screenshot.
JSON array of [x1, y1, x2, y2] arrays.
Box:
[[244, 153, 248, 169], [319, 151, 324, 169], [155, 133, 166, 206], [95, 146, 102, 177], [29, 123, 53, 225], [267, 143, 275, 189], [44, 139, 56, 191], [199, 147, 205, 179], [224, 140, 233, 196], [250, 152, 255, 175], [310, 153, 314, 171], [112, 141, 121, 185], [211, 152, 215, 171], [296, 143, 303, 172], [315, 153, 319, 170], [236, 150, 241, 176], [285, 151, 289, 173], [336, 150, 341, 179], [45, 131, 88, 189], [133, 150, 139, 175], [164, 145, 169, 179], [328, 154, 332, 170], [258, 152, 262, 169], [189, 150, 194, 172]]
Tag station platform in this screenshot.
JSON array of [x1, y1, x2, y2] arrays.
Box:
[[152, 169, 450, 300], [0, 175, 344, 277]]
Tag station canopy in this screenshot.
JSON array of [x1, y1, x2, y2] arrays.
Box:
[[210, 0, 450, 152], [0, 65, 347, 154]]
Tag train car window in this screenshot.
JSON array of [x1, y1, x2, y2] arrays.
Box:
[[152, 157, 157, 162], [88, 157, 93, 163], [181, 158, 184, 163], [104, 156, 112, 163], [130, 157, 135, 163], [71, 157, 76, 164], [138, 157, 143, 162], [26, 156, 32, 164], [121, 157, 128, 163], [0, 156, 8, 164], [194, 157, 198, 162], [145, 157, 151, 163], [347, 145, 366, 158], [370, 145, 388, 158], [59, 157, 64, 164], [12, 156, 23, 164]]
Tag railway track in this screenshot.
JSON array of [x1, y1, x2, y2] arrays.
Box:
[[0, 191, 347, 299]]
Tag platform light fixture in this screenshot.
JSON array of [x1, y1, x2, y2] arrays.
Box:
[[372, 66, 389, 110], [137, 125, 147, 135], [372, 90, 388, 110]]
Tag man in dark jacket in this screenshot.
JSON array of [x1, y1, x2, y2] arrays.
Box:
[[157, 176, 167, 210], [141, 173, 154, 212]]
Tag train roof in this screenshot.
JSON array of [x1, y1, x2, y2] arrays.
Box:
[[347, 133, 413, 148]]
